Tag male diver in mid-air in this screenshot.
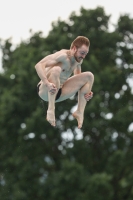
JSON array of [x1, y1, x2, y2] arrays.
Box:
[[35, 36, 94, 128]]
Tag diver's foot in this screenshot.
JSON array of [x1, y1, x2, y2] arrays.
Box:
[[46, 110, 56, 127], [72, 110, 84, 129]]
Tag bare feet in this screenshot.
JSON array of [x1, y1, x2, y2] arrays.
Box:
[[46, 110, 56, 127], [72, 110, 84, 129]]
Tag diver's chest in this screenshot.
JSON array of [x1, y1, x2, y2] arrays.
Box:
[[61, 61, 77, 74]]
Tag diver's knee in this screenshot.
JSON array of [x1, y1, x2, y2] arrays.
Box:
[[84, 71, 94, 82], [50, 66, 61, 77]]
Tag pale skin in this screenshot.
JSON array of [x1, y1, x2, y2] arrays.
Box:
[[35, 44, 94, 128]]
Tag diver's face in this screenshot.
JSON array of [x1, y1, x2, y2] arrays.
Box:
[[74, 45, 89, 62]]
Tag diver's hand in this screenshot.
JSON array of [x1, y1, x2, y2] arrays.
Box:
[[46, 82, 57, 95], [84, 91, 93, 101]]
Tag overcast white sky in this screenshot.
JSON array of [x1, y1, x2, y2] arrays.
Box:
[[0, 0, 133, 44]]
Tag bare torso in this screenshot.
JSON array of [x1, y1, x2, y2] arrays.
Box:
[[44, 49, 82, 87]]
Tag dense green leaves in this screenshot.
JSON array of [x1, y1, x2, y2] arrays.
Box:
[[0, 6, 133, 200]]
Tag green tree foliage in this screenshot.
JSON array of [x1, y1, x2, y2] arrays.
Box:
[[0, 6, 133, 200]]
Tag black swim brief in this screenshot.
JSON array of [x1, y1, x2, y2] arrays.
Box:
[[37, 84, 62, 101]]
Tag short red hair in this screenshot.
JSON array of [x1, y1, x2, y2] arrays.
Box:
[[70, 36, 90, 49]]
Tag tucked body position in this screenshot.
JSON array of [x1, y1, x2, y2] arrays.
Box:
[[35, 36, 94, 128]]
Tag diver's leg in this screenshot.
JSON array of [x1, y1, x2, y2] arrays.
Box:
[[38, 66, 61, 127], [46, 67, 61, 126], [56, 72, 94, 128]]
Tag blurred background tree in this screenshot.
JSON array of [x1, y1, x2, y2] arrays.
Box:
[[0, 6, 133, 200]]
